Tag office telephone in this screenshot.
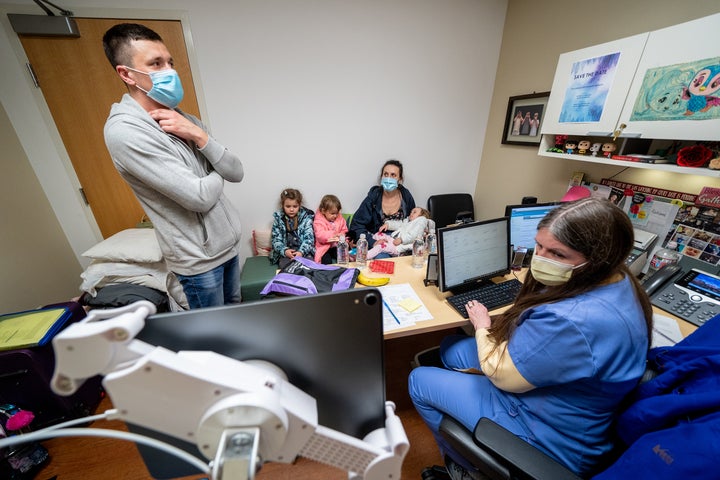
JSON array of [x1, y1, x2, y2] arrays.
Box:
[[643, 265, 720, 327]]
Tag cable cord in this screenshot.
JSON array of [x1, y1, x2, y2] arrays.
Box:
[[0, 427, 210, 475], [40, 409, 120, 431]]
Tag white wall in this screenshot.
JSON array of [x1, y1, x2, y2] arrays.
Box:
[[0, 102, 82, 311], [0, 0, 507, 263]]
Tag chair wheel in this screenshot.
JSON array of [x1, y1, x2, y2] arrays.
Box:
[[421, 465, 452, 480]]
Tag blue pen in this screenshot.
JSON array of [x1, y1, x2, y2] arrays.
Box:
[[383, 300, 401, 324]]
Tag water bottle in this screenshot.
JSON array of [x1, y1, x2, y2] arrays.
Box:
[[356, 233, 368, 267], [337, 234, 349, 265], [412, 236, 425, 268], [425, 231, 437, 256], [647, 241, 681, 276]]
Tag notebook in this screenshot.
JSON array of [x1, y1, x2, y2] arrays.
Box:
[[0, 307, 72, 351]]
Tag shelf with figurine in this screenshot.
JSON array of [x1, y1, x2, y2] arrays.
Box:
[[539, 134, 720, 178]]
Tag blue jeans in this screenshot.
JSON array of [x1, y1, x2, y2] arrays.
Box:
[[175, 256, 241, 309]]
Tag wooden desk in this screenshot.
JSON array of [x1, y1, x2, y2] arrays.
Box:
[[362, 256, 512, 340], [368, 256, 697, 339]]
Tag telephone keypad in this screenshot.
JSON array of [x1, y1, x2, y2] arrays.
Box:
[[652, 286, 720, 327]]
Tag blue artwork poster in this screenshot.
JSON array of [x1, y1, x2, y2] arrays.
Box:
[[559, 52, 621, 123], [630, 57, 720, 121]]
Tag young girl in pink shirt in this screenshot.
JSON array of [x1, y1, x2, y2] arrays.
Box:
[[313, 194, 349, 264]]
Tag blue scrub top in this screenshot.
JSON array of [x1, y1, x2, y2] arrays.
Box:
[[503, 275, 648, 474]]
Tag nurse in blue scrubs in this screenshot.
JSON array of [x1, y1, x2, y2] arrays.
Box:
[[409, 197, 653, 478]]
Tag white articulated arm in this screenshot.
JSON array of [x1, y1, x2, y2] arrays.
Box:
[[298, 401, 409, 479], [50, 301, 408, 480], [51, 301, 156, 395]]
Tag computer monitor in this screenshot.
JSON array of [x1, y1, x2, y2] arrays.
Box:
[[505, 202, 560, 252], [437, 217, 511, 293], [129, 289, 386, 478]]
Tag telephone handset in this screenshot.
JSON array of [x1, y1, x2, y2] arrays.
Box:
[[642, 263, 684, 296]]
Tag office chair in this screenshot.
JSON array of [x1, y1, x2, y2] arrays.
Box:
[[427, 193, 475, 229], [435, 416, 582, 480]]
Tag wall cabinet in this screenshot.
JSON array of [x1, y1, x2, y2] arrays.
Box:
[[539, 13, 720, 178]]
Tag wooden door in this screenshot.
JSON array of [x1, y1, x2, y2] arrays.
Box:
[[18, 18, 200, 238]]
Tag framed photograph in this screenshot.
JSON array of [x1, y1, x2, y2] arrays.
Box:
[[501, 91, 550, 146]]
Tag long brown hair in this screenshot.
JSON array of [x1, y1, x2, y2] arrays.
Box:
[[280, 188, 303, 231], [488, 197, 653, 347]]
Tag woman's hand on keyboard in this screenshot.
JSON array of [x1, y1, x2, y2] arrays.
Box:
[[466, 300, 491, 330]]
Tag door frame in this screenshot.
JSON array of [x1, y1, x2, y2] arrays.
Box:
[[0, 5, 207, 266]]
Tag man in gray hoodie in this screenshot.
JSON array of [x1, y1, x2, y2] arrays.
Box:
[[102, 23, 244, 309]]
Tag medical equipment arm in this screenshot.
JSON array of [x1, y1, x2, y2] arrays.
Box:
[[50, 301, 408, 480]]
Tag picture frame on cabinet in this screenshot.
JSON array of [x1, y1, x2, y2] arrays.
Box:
[[502, 91, 550, 146]]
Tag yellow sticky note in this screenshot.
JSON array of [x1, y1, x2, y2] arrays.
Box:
[[398, 298, 421, 313]]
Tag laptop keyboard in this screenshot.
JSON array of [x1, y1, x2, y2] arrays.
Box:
[[447, 279, 522, 318]]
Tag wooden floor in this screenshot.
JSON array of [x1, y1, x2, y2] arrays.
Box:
[[34, 329, 452, 479]]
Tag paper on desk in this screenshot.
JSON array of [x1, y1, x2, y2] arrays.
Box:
[[651, 313, 684, 348], [378, 283, 433, 331]]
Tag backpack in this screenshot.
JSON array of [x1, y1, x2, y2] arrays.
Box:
[[259, 256, 359, 297]]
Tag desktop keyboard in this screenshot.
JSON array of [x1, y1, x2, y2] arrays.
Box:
[[447, 278, 523, 318]]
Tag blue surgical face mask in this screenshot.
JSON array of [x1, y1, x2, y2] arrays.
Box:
[[381, 177, 398, 192], [126, 67, 184, 108]]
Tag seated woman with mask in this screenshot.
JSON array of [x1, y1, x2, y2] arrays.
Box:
[[348, 159, 416, 248], [409, 197, 653, 478]]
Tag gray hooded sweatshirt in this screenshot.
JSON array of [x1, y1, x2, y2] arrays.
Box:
[[104, 94, 243, 276]]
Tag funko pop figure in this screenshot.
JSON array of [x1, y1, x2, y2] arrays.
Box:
[[565, 140, 578, 155], [590, 143, 602, 156], [601, 142, 617, 158], [577, 140, 591, 155]]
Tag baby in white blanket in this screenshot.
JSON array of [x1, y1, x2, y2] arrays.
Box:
[[368, 207, 433, 258]]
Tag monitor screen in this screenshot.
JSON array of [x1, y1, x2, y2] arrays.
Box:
[[437, 217, 511, 293], [128, 289, 386, 478], [686, 270, 720, 302], [505, 202, 560, 251]]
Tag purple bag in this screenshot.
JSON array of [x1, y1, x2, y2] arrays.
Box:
[[259, 257, 360, 297]]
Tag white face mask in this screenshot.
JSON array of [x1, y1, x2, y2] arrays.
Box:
[[530, 255, 586, 286]]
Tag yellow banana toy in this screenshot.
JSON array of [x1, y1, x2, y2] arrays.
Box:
[[357, 271, 390, 287]]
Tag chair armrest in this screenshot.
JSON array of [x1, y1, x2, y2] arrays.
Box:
[[472, 417, 582, 480], [439, 415, 510, 480]]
